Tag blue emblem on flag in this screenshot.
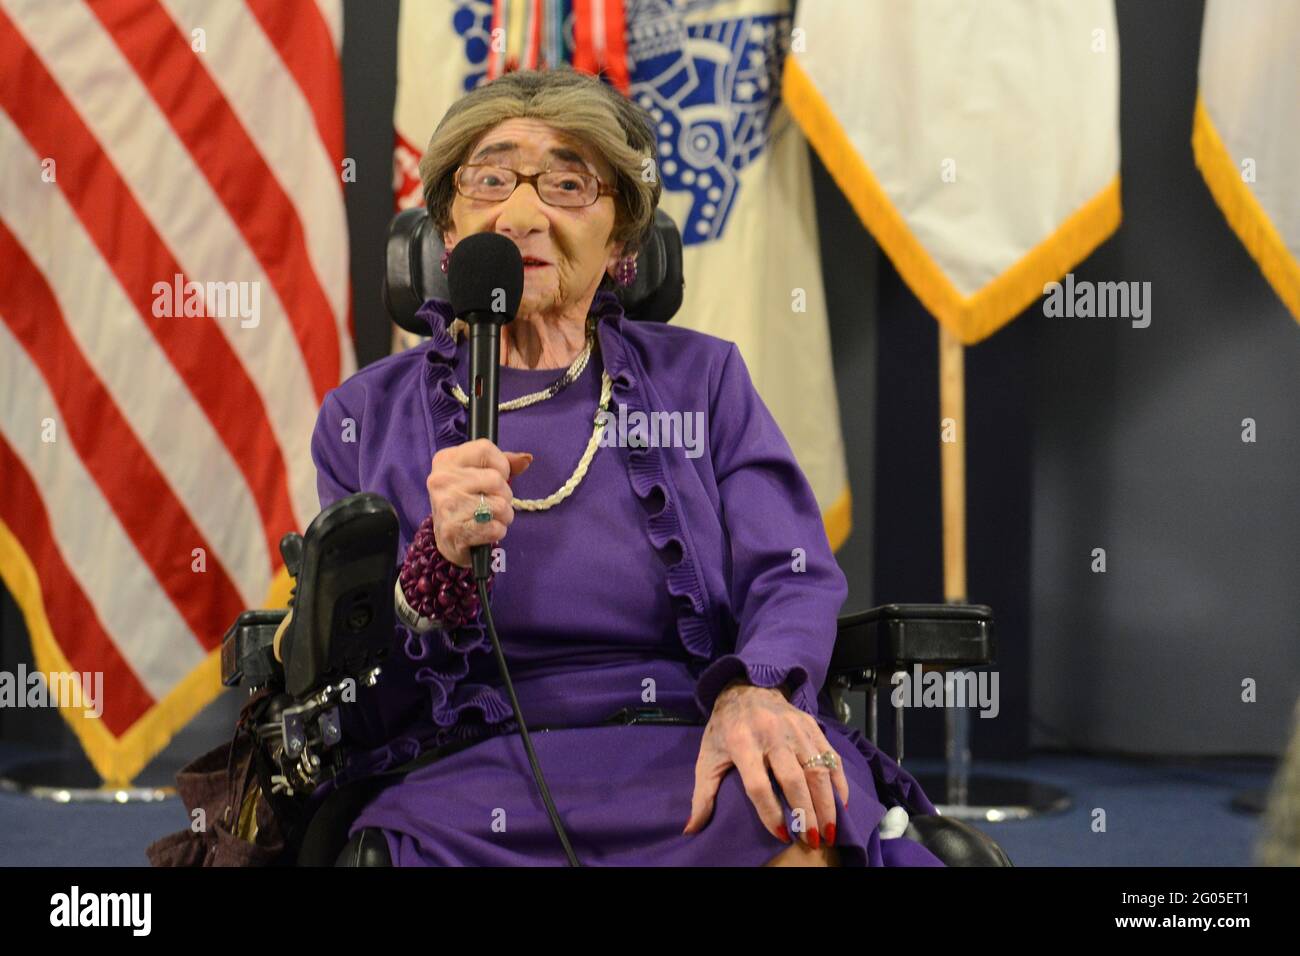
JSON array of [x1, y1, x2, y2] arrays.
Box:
[[626, 1, 789, 244], [452, 1, 497, 91]]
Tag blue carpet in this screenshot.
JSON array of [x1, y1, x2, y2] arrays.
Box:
[[0, 744, 1276, 866], [902, 754, 1275, 866]]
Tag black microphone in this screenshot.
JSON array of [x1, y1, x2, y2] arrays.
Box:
[[446, 232, 524, 582]]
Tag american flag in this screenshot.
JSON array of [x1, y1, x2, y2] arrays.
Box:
[[0, 0, 352, 784]]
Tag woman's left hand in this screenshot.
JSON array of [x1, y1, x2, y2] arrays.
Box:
[[684, 681, 850, 848]]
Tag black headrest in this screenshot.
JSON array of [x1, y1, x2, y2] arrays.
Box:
[[383, 207, 685, 336]]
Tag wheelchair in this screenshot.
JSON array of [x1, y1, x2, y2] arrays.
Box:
[[218, 208, 1012, 868]]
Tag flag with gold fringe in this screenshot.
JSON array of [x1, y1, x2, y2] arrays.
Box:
[[784, 0, 1122, 344], [1192, 0, 1300, 325], [0, 0, 349, 784]]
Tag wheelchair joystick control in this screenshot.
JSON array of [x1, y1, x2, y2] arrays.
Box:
[[280, 532, 304, 581]]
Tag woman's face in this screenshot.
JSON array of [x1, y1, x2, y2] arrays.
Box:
[[443, 117, 624, 319]]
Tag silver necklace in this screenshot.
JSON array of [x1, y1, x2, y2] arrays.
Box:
[[450, 321, 595, 412]]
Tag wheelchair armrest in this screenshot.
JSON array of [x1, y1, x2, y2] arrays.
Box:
[[829, 603, 995, 689]]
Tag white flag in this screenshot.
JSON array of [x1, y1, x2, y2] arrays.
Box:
[[785, 0, 1122, 344], [1193, 0, 1300, 325]]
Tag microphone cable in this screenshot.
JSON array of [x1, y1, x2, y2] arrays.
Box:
[[476, 575, 582, 867]]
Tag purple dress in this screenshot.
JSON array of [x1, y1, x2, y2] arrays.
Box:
[[308, 290, 941, 866]]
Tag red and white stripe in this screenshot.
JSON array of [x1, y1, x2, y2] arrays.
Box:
[[0, 0, 350, 774]]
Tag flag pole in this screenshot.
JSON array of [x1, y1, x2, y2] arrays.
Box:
[[930, 324, 1071, 821], [939, 325, 967, 604], [938, 324, 971, 806]]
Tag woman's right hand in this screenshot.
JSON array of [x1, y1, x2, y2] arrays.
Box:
[[427, 438, 533, 567]]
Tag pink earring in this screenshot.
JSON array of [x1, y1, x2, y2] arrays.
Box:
[[614, 255, 637, 287], [440, 248, 451, 274]]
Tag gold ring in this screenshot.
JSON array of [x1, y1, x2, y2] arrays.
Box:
[[802, 750, 839, 771]]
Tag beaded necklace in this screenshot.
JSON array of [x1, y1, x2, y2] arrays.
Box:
[[449, 317, 612, 512]]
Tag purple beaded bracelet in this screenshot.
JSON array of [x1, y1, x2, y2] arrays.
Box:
[[395, 515, 491, 632]]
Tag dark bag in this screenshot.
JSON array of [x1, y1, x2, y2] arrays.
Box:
[[146, 689, 302, 867]]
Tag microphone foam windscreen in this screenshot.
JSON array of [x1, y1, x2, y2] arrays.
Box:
[[447, 232, 525, 321]]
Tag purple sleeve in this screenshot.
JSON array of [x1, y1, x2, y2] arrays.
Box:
[[693, 343, 849, 719], [310, 389, 360, 511]]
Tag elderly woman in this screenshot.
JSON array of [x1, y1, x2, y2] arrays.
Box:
[[310, 68, 940, 866]]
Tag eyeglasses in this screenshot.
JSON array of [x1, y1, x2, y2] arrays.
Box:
[[454, 163, 618, 208]]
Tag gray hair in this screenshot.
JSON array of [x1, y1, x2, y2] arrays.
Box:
[[419, 68, 662, 269]]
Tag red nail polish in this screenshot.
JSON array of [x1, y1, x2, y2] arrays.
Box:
[[824, 823, 836, 847], [776, 824, 791, 844], [808, 827, 820, 849]]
